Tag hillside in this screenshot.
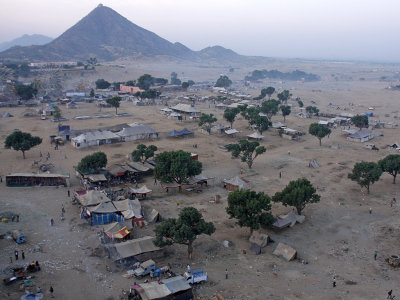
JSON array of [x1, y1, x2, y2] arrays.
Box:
[[0, 34, 53, 52]]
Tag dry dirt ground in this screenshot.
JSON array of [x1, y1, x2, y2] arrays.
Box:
[[1, 61, 400, 300]]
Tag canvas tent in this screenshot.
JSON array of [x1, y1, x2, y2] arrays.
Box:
[[309, 159, 320, 168], [171, 103, 198, 116], [225, 129, 239, 136], [247, 132, 264, 140], [103, 222, 132, 240], [84, 202, 124, 225], [71, 130, 120, 148], [223, 176, 250, 191], [130, 185, 152, 198], [117, 123, 158, 142], [105, 236, 161, 261], [273, 242, 297, 261], [167, 128, 194, 138], [249, 231, 269, 248], [147, 209, 161, 223], [347, 129, 374, 143], [133, 276, 193, 300], [75, 190, 111, 207]]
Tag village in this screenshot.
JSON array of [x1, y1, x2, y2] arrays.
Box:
[[1, 58, 400, 300]]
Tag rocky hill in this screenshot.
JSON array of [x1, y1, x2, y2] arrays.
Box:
[[0, 34, 53, 52]]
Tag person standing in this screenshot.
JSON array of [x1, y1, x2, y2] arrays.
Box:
[[225, 269, 228, 279], [14, 250, 18, 260], [369, 207, 372, 214], [67, 190, 70, 197], [50, 218, 54, 226], [187, 264, 191, 273], [374, 251, 378, 260], [333, 276, 336, 287], [16, 215, 19, 222], [279, 171, 282, 179], [22, 250, 25, 260], [49, 286, 54, 298]]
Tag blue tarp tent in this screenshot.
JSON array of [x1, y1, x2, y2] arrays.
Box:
[[167, 130, 180, 137], [365, 112, 373, 117], [177, 128, 193, 135]]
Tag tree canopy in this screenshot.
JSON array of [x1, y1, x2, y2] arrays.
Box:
[[153, 207, 215, 258], [277, 90, 291, 104], [95, 79, 111, 89], [135, 89, 160, 99], [198, 113, 217, 133], [306, 106, 319, 115], [77, 152, 107, 175], [170, 72, 181, 85], [215, 75, 232, 88], [154, 150, 202, 186], [15, 84, 37, 100], [265, 87, 275, 99], [298, 100, 304, 107], [241, 107, 271, 134], [53, 106, 62, 122], [280, 105, 291, 122], [223, 108, 240, 128], [245, 69, 320, 82], [226, 140, 266, 169], [226, 189, 275, 236], [348, 161, 382, 194], [132, 144, 158, 163], [272, 178, 320, 215], [309, 123, 331, 146], [5, 131, 42, 159], [261, 99, 280, 119], [106, 96, 121, 114], [351, 115, 369, 130], [137, 74, 154, 90], [378, 154, 400, 184]]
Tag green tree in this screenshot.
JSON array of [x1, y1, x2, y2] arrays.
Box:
[[223, 108, 240, 128], [137, 74, 154, 90], [154, 150, 202, 186], [261, 99, 280, 119], [5, 131, 42, 159], [298, 100, 304, 107], [90, 89, 95, 98], [277, 90, 291, 104], [53, 106, 62, 122], [106, 96, 121, 114], [351, 115, 369, 130], [272, 178, 320, 215], [280, 105, 291, 122], [132, 144, 158, 163], [265, 87, 275, 99], [77, 152, 107, 175], [309, 123, 331, 146], [226, 189, 275, 236], [95, 79, 111, 89], [181, 81, 189, 90], [154, 207, 215, 259], [198, 113, 217, 133], [135, 89, 161, 99], [126, 80, 136, 86], [242, 107, 271, 134], [378, 154, 400, 184], [306, 106, 319, 115], [226, 140, 266, 169], [170, 72, 181, 85], [87, 57, 97, 66], [15, 84, 37, 100], [253, 88, 268, 100], [348, 161, 382, 194], [215, 75, 232, 88], [187, 80, 195, 86]]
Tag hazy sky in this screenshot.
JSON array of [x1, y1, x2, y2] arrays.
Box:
[[1, 0, 400, 62]]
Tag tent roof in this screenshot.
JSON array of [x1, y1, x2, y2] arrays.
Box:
[[349, 129, 373, 139], [247, 132, 264, 139], [108, 165, 127, 176], [130, 185, 152, 194], [225, 129, 239, 135], [112, 236, 161, 260], [223, 176, 249, 189], [88, 201, 118, 213], [127, 161, 150, 172], [114, 198, 142, 219], [171, 103, 198, 113], [167, 128, 193, 136], [162, 275, 191, 293], [72, 130, 119, 142], [104, 224, 130, 239], [138, 281, 171, 299], [117, 123, 158, 136], [76, 190, 111, 207], [6, 173, 70, 178], [85, 174, 107, 182]]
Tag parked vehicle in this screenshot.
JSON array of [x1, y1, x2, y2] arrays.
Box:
[[133, 260, 156, 278], [184, 268, 207, 284], [150, 266, 170, 278]]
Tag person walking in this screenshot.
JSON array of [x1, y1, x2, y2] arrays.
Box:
[[67, 190, 70, 197], [14, 250, 18, 260], [49, 286, 54, 298], [369, 207, 372, 214], [50, 218, 54, 226], [279, 171, 282, 179], [187, 264, 191, 273], [374, 251, 378, 260], [387, 290, 393, 299], [225, 269, 228, 279], [333, 276, 336, 287], [62, 205, 65, 214], [22, 250, 25, 260], [16, 215, 19, 222]]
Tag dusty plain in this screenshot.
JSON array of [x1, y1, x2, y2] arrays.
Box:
[[1, 59, 400, 300]]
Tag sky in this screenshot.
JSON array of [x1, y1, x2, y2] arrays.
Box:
[[1, 0, 400, 62]]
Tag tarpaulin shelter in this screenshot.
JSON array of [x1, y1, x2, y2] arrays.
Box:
[[6, 173, 70, 187], [105, 236, 162, 261], [85, 202, 124, 225], [247, 132, 264, 140], [130, 185, 152, 198], [103, 222, 131, 240], [76, 190, 111, 207], [167, 128, 194, 138], [223, 176, 250, 191]]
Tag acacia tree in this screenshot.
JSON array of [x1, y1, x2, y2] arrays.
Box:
[[298, 100, 304, 107], [154, 150, 202, 188], [106, 96, 121, 114], [198, 113, 217, 133], [277, 90, 291, 104], [137, 74, 154, 90], [95, 79, 111, 89], [242, 107, 271, 134], [154, 207, 215, 259], [132, 144, 158, 163], [272, 178, 320, 215], [77, 152, 107, 174], [5, 131, 42, 159], [261, 99, 280, 119], [306, 106, 319, 116], [226, 140, 266, 169], [348, 161, 382, 194], [223, 108, 240, 128], [378, 154, 400, 184], [215, 75, 232, 88], [53, 106, 62, 122], [351, 115, 369, 130], [265, 87, 275, 99], [309, 123, 331, 146], [226, 189, 275, 236], [280, 105, 291, 122]]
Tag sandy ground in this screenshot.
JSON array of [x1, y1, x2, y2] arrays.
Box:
[[1, 60, 400, 300]]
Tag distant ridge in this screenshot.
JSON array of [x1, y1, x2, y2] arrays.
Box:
[[0, 4, 242, 63], [0, 34, 53, 52]]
